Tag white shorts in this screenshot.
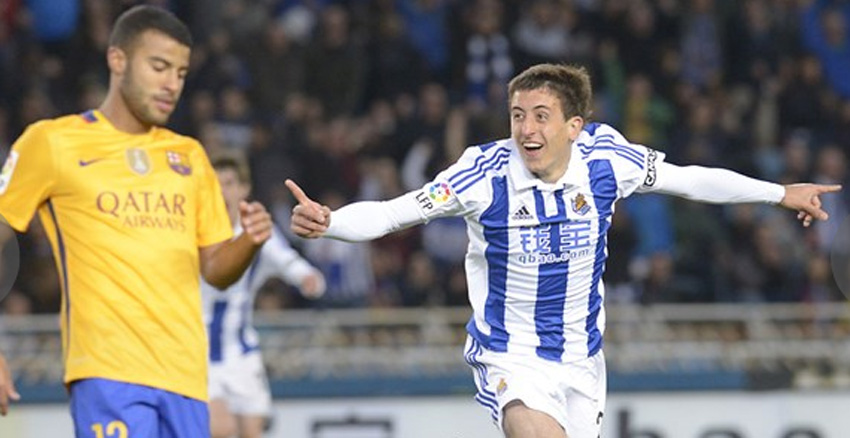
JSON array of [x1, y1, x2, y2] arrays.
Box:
[[463, 336, 607, 438], [208, 352, 272, 416]]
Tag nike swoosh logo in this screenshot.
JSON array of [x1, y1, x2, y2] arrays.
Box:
[[79, 158, 104, 167]]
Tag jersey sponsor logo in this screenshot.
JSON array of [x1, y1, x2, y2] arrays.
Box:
[[166, 150, 192, 176], [643, 149, 658, 187], [511, 205, 534, 221], [96, 190, 188, 232], [517, 221, 593, 265], [571, 193, 591, 216], [126, 148, 151, 175], [428, 182, 452, 203], [0, 151, 18, 195]]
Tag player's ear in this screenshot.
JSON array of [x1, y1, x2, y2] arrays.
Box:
[[567, 116, 584, 140], [106, 46, 128, 76]]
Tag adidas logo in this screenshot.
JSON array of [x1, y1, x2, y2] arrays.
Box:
[[511, 205, 534, 221]]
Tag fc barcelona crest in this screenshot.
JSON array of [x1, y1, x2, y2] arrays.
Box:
[[166, 151, 192, 176], [572, 193, 591, 216], [126, 148, 151, 175]]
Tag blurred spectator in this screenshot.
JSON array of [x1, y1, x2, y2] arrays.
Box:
[[397, 0, 450, 82], [679, 0, 722, 91], [303, 191, 375, 308], [303, 5, 365, 117], [800, 0, 850, 98], [246, 19, 306, 114], [456, 0, 513, 106], [4, 0, 850, 311]]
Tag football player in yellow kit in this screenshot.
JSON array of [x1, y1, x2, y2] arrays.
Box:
[[0, 6, 271, 437]]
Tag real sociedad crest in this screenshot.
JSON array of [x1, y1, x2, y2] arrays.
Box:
[[166, 151, 192, 176], [126, 148, 151, 175], [572, 193, 591, 216]]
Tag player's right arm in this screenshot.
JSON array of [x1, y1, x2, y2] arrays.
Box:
[[0, 350, 20, 416], [0, 123, 55, 417], [286, 176, 468, 242], [286, 179, 426, 241]]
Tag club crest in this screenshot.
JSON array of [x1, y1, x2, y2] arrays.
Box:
[[166, 151, 192, 176], [572, 193, 591, 216]]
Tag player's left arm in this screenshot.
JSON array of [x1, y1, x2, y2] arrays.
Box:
[[199, 201, 272, 289], [260, 227, 326, 299], [645, 161, 841, 227]]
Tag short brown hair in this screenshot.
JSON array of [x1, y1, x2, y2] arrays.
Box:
[[507, 64, 593, 121], [210, 152, 250, 184], [109, 5, 193, 53]]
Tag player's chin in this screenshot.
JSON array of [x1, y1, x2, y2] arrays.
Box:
[[144, 108, 172, 126]]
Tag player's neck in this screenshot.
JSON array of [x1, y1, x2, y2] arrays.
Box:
[[98, 93, 152, 135]]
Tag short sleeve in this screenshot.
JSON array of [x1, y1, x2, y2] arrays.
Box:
[[0, 122, 57, 232], [194, 147, 233, 247], [583, 124, 667, 199]]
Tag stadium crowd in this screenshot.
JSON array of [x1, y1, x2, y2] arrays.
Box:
[[2, 0, 850, 315]]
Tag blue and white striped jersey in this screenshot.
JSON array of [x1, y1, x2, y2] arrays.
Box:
[[202, 224, 320, 363], [414, 123, 664, 362]]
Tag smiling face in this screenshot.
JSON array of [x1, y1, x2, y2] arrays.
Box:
[[115, 30, 189, 127], [510, 87, 584, 183]]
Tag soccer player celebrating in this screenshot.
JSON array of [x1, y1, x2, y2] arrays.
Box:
[[0, 6, 272, 437], [287, 63, 840, 438], [204, 154, 325, 438]]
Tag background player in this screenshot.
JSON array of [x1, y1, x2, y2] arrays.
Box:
[[0, 6, 272, 437], [205, 153, 325, 438], [286, 63, 840, 438]]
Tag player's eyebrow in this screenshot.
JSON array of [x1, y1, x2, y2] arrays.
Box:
[[511, 105, 552, 112]]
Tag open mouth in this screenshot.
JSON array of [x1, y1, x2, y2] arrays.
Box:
[[523, 142, 544, 151]]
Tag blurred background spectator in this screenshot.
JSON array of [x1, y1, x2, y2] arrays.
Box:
[[4, 0, 850, 317]]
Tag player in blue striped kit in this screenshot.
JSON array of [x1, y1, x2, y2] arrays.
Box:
[[203, 154, 325, 438], [285, 64, 840, 438]]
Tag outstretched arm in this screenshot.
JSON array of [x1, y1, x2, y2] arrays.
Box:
[[648, 162, 841, 227], [286, 179, 428, 242]]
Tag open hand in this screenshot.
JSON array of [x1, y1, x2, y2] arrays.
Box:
[[285, 179, 331, 238]]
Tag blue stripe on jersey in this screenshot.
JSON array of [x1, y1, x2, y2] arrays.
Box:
[[477, 176, 511, 351], [209, 301, 228, 362], [582, 147, 644, 169], [47, 200, 71, 362], [531, 188, 569, 361], [466, 341, 499, 422], [239, 257, 262, 354], [456, 153, 510, 194], [583, 122, 600, 135], [478, 141, 498, 152], [587, 160, 617, 357], [578, 141, 644, 170], [451, 148, 510, 194], [591, 135, 645, 161]]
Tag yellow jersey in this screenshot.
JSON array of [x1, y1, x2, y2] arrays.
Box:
[[0, 110, 233, 401]]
